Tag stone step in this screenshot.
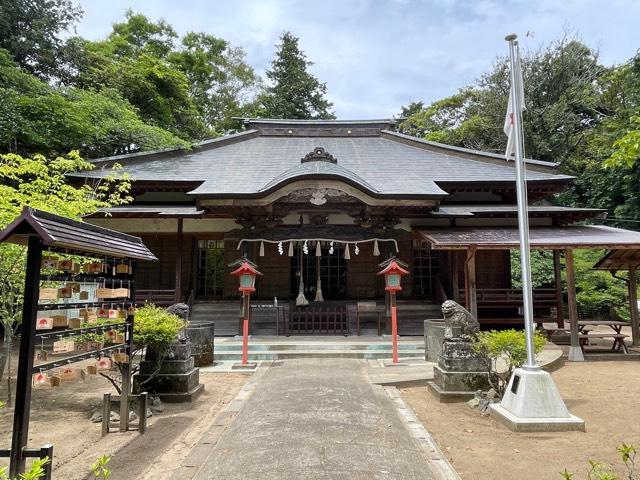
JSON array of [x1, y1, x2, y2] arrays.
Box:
[[215, 342, 424, 352], [214, 350, 425, 361]]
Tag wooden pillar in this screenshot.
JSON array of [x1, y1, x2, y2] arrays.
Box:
[[451, 251, 459, 303], [565, 249, 584, 361], [629, 264, 639, 346], [465, 247, 478, 319], [174, 218, 183, 303], [10, 236, 42, 477], [553, 250, 565, 328]]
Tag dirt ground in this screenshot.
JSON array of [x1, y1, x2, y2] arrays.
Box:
[[401, 361, 640, 480], [0, 361, 249, 479]]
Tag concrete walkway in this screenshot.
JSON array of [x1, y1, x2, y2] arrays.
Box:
[[190, 359, 448, 480]]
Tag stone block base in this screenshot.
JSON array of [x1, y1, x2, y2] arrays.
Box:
[[433, 365, 490, 392], [427, 381, 476, 403], [133, 367, 203, 403], [489, 404, 585, 432]]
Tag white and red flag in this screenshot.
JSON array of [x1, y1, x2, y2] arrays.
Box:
[[504, 45, 525, 160]]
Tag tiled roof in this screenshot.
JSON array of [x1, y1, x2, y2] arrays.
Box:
[[0, 207, 157, 260], [72, 121, 572, 198], [416, 225, 640, 250]]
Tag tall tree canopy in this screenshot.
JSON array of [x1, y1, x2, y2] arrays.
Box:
[[261, 32, 334, 120], [1, 7, 263, 157], [0, 0, 83, 79], [398, 37, 640, 223]]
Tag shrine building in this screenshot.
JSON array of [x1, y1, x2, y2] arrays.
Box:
[[73, 119, 640, 337]]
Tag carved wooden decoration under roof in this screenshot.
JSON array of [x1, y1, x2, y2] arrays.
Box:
[[301, 147, 338, 164]]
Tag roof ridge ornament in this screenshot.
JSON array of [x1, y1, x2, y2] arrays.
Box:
[[301, 147, 337, 164]]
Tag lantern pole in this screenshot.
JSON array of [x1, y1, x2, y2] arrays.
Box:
[[390, 291, 399, 363], [242, 291, 250, 365]]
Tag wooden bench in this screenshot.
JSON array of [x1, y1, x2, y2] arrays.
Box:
[[578, 333, 629, 353]]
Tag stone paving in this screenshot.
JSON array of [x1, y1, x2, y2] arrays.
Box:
[[190, 359, 446, 480]]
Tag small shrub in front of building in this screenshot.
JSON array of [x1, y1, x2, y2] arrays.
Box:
[[472, 329, 546, 397]]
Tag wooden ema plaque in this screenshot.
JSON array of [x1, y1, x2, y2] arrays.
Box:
[[38, 288, 58, 301], [36, 317, 53, 330]]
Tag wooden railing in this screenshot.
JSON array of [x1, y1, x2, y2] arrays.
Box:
[[286, 302, 349, 335], [135, 289, 176, 306], [459, 288, 558, 308]]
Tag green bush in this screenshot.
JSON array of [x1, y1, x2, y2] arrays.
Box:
[[133, 304, 185, 355], [473, 329, 546, 397], [561, 443, 636, 479]]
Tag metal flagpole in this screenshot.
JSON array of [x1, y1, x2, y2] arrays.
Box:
[[488, 34, 584, 431], [505, 33, 537, 369]]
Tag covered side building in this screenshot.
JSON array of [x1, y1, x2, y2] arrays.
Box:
[[73, 119, 640, 337]]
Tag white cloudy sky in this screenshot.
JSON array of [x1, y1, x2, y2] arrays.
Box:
[[73, 0, 640, 119]]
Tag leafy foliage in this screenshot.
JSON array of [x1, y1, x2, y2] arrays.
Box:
[[573, 250, 629, 320], [0, 151, 132, 400], [133, 304, 185, 354], [91, 454, 112, 479], [398, 37, 640, 224], [510, 249, 556, 289], [0, 0, 83, 79], [0, 456, 49, 480], [0, 49, 189, 157], [473, 329, 546, 397], [560, 443, 637, 479], [261, 32, 334, 120]]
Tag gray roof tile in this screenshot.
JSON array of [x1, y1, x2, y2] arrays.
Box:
[[74, 133, 571, 197]]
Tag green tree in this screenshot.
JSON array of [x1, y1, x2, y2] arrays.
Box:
[[0, 151, 132, 401], [0, 48, 188, 157], [0, 0, 83, 79], [399, 36, 604, 164], [262, 31, 334, 120], [168, 32, 262, 133]]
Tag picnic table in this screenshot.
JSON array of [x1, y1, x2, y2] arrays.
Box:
[[577, 320, 629, 353]]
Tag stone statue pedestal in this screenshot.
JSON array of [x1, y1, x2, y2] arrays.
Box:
[[428, 340, 490, 402], [133, 340, 204, 403]]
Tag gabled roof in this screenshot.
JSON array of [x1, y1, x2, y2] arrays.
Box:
[[71, 119, 572, 199], [0, 207, 157, 260], [416, 225, 640, 250]]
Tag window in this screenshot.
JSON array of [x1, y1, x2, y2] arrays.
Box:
[[196, 239, 225, 297], [412, 240, 439, 297]]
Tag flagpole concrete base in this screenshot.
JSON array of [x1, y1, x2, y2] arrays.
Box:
[[489, 367, 585, 432], [567, 346, 585, 362]]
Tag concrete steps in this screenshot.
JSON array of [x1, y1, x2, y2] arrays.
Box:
[[214, 339, 425, 361]]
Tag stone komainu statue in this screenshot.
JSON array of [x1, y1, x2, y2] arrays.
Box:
[[166, 303, 190, 320], [441, 300, 480, 341]]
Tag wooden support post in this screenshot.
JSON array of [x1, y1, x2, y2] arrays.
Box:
[[451, 251, 459, 303], [120, 261, 136, 432], [465, 247, 478, 319], [10, 236, 42, 478], [553, 250, 565, 328], [174, 218, 184, 303], [101, 393, 111, 437], [138, 392, 148, 434], [565, 249, 584, 361], [629, 264, 639, 346], [39, 444, 53, 480]]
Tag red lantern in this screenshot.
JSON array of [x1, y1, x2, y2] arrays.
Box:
[[230, 260, 263, 293], [377, 257, 409, 364], [377, 259, 409, 293]]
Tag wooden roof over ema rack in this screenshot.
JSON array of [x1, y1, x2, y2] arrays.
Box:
[[0, 207, 157, 261], [414, 225, 640, 250]]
